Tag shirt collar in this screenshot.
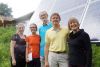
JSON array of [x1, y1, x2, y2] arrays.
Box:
[[51, 27, 61, 32]]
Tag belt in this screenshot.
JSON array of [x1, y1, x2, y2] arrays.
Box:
[[51, 51, 66, 54]]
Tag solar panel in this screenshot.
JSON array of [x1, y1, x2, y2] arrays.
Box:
[[29, 0, 100, 41]]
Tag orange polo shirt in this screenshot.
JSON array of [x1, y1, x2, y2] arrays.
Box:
[[26, 35, 40, 58]]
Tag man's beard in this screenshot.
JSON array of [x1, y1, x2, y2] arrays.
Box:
[[42, 19, 48, 23]]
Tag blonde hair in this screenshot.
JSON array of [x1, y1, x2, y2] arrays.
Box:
[[68, 17, 80, 30], [16, 23, 25, 33], [16, 23, 25, 29]]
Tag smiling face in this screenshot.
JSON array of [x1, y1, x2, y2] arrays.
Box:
[[68, 17, 80, 31], [17, 26, 25, 33], [16, 23, 25, 34], [50, 13, 61, 26], [30, 24, 37, 33]]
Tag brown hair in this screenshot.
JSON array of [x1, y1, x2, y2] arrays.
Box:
[[50, 13, 61, 21], [30, 23, 37, 31], [68, 17, 80, 30]]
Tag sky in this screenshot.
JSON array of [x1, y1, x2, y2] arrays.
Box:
[[0, 0, 42, 18]]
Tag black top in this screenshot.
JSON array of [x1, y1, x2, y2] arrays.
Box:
[[11, 34, 26, 60], [68, 29, 92, 67]]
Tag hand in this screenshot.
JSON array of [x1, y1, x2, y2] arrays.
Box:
[[12, 59, 16, 66], [26, 58, 29, 63], [45, 61, 49, 67], [40, 56, 45, 61]]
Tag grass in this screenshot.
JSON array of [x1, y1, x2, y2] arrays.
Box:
[[92, 44, 100, 67], [0, 43, 11, 67], [0, 26, 15, 67]]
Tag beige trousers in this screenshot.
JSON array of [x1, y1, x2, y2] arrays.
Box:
[[48, 52, 68, 67]]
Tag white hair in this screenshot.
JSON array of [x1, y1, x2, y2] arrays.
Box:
[[39, 11, 48, 17], [16, 23, 25, 29]]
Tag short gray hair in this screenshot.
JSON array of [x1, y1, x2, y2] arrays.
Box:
[[39, 11, 48, 17]]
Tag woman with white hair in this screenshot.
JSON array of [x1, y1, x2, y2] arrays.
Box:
[[67, 17, 92, 67], [10, 23, 26, 67]]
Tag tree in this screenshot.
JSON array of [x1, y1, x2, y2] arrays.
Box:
[[0, 3, 12, 17]]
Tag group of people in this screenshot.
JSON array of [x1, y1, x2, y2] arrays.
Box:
[[10, 11, 92, 67]]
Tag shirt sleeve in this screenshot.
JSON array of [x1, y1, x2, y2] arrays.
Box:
[[83, 33, 92, 67], [11, 34, 17, 41]]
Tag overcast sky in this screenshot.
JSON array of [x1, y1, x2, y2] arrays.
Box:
[[0, 0, 42, 18]]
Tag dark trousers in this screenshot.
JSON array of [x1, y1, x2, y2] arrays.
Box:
[[11, 59, 26, 67], [69, 64, 85, 67], [27, 58, 41, 67]]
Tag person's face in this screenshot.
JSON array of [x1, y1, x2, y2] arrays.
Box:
[[17, 26, 24, 33], [51, 15, 60, 25], [69, 21, 79, 31], [30, 24, 37, 33], [40, 14, 48, 24]]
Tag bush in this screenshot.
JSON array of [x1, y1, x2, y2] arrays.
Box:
[[92, 44, 100, 67], [0, 43, 11, 67], [0, 26, 15, 43], [0, 26, 15, 67]]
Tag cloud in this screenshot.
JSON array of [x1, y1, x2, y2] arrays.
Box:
[[0, 0, 41, 18]]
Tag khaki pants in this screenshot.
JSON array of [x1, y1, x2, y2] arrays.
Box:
[[48, 52, 68, 67]]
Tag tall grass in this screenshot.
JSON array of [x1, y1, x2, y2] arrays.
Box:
[[0, 26, 15, 67], [0, 43, 11, 67], [0, 26, 15, 43], [92, 44, 100, 67]]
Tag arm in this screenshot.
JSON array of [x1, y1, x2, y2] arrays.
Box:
[[10, 40, 16, 65], [26, 42, 29, 62], [25, 37, 30, 63], [45, 44, 50, 62], [45, 44, 50, 67], [45, 31, 50, 67], [83, 33, 92, 67], [26, 43, 28, 58]]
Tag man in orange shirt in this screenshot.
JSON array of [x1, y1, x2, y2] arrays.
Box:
[[26, 23, 41, 67]]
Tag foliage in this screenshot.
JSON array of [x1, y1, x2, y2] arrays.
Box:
[[0, 3, 12, 16], [0, 26, 15, 43], [0, 26, 15, 67], [0, 43, 11, 67], [92, 44, 100, 67]]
